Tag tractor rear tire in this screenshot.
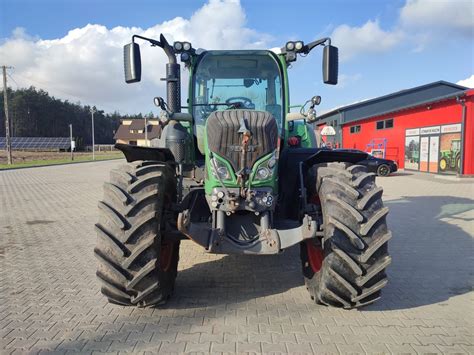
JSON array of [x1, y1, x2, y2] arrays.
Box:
[[301, 162, 391, 308], [94, 161, 179, 307], [456, 155, 461, 173]]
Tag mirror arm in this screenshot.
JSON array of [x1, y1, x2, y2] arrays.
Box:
[[302, 37, 331, 54], [132, 34, 177, 64], [132, 34, 161, 47]]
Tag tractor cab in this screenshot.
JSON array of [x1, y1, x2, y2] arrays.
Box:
[[192, 50, 284, 155]]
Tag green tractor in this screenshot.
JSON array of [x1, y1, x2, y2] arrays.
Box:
[[94, 33, 392, 309], [439, 139, 461, 172]]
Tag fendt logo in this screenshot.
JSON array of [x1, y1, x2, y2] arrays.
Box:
[[228, 145, 259, 152]]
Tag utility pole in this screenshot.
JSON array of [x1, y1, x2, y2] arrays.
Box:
[[69, 124, 74, 161], [144, 116, 148, 146], [90, 106, 96, 160], [2, 65, 13, 165]]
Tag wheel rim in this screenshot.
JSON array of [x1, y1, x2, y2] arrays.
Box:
[[306, 241, 324, 273], [160, 242, 173, 272], [440, 159, 446, 170], [379, 165, 389, 176]]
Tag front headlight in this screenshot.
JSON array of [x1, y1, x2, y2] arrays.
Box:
[[256, 167, 271, 180], [210, 158, 231, 180], [254, 151, 278, 181]]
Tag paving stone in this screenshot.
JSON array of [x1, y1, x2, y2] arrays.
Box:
[[360, 342, 391, 354], [415, 334, 444, 345], [411, 343, 443, 354], [286, 342, 313, 354], [56, 340, 88, 351], [107, 340, 137, 352], [184, 341, 211, 352], [134, 341, 161, 352], [236, 342, 262, 353], [211, 341, 236, 353], [126, 331, 153, 343], [319, 333, 346, 345], [311, 343, 339, 354], [440, 334, 472, 345], [198, 332, 223, 343], [336, 343, 365, 354], [386, 343, 416, 354], [31, 339, 61, 351], [435, 344, 469, 354], [261, 342, 287, 353], [224, 333, 248, 343], [296, 333, 321, 344], [271, 333, 297, 344], [158, 341, 186, 353], [5, 338, 38, 350], [83, 340, 113, 351]]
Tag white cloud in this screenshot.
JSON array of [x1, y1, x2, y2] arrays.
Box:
[[400, 0, 473, 37], [328, 0, 473, 61], [336, 73, 362, 89], [330, 20, 403, 61], [0, 0, 271, 114], [457, 75, 474, 88]]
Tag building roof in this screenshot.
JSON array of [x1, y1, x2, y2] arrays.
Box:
[[114, 119, 162, 140], [318, 81, 468, 125], [127, 119, 159, 130]]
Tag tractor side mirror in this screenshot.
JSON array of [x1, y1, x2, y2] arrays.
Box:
[[124, 42, 141, 83], [323, 45, 338, 85]]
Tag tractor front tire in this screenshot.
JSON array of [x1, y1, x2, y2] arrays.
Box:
[[94, 161, 179, 307], [301, 162, 391, 308], [439, 157, 448, 172]]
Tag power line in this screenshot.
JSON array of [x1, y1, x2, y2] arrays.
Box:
[[6, 73, 19, 88]]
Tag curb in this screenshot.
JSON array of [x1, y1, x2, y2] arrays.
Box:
[[0, 157, 124, 171]]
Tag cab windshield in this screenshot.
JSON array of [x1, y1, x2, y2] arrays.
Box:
[[193, 51, 283, 153]]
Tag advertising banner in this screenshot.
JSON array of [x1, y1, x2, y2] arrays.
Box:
[[419, 136, 429, 172], [404, 135, 420, 170], [429, 136, 439, 173], [439, 132, 461, 173], [420, 126, 441, 135]]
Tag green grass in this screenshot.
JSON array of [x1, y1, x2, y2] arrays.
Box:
[[0, 153, 123, 170]]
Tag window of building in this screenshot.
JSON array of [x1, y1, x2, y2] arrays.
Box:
[[376, 118, 394, 130], [350, 125, 361, 134]]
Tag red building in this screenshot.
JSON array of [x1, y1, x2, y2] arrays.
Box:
[[317, 81, 473, 176]]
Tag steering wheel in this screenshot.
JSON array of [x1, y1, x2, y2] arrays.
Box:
[[225, 97, 255, 109]]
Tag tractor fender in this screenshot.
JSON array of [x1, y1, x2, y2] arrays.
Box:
[[278, 148, 368, 219], [115, 143, 175, 163]]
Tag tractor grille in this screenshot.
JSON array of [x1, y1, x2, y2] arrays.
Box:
[[206, 110, 278, 171]]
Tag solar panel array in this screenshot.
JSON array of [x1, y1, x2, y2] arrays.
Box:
[[0, 137, 71, 150]]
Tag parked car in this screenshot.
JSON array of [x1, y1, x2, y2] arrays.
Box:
[[334, 149, 398, 176]]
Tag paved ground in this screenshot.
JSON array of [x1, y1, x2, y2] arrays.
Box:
[[0, 160, 473, 354]]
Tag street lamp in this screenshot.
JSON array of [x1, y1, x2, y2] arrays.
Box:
[[90, 106, 96, 160]]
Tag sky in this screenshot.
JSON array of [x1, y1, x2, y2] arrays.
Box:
[[0, 0, 473, 116]]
